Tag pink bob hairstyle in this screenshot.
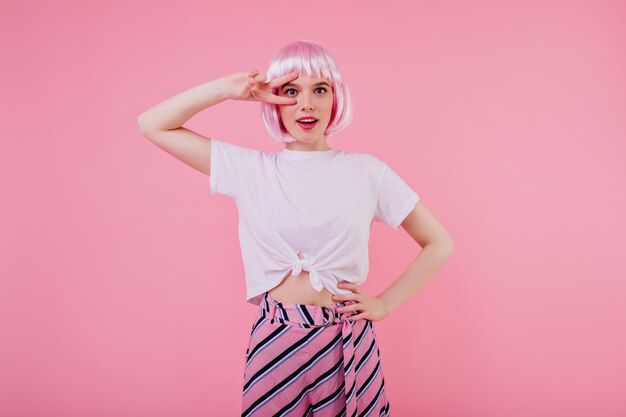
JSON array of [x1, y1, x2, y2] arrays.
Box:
[[261, 40, 353, 143]]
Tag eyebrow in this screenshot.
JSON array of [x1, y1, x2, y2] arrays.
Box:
[[281, 81, 331, 90]]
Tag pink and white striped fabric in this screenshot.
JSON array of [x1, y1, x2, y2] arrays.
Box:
[[241, 291, 391, 417]]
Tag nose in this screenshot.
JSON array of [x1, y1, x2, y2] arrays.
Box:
[[300, 92, 314, 111]]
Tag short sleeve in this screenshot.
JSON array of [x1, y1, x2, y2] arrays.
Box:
[[209, 138, 259, 199], [373, 163, 420, 229]]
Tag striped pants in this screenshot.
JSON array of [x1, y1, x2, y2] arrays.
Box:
[[241, 291, 391, 417]]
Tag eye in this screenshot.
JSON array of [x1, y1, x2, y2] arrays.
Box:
[[283, 87, 327, 96]]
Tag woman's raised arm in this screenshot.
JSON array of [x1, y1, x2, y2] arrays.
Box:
[[136, 71, 298, 176]]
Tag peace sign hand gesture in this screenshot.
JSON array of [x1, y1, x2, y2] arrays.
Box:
[[223, 70, 299, 105], [332, 281, 391, 322]]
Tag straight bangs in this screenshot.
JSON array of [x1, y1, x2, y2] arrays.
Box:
[[261, 40, 353, 143]]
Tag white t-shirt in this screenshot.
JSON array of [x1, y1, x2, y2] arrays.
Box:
[[209, 139, 420, 306]]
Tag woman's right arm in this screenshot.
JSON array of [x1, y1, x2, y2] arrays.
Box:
[[136, 71, 297, 176]]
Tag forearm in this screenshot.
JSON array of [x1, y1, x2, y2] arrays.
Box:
[[378, 242, 454, 316], [137, 76, 231, 132]]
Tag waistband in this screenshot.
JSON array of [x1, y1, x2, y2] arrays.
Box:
[[257, 291, 360, 416], [258, 291, 358, 327]]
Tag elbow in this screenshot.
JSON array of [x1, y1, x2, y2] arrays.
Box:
[[137, 113, 149, 134], [446, 240, 455, 256], [442, 234, 455, 254], [137, 113, 157, 137]]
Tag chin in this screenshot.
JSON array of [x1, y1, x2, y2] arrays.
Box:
[[288, 126, 329, 141]]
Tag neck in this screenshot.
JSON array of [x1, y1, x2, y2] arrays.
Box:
[[285, 137, 331, 152]]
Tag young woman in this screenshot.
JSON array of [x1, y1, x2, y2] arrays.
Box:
[[138, 40, 454, 417]]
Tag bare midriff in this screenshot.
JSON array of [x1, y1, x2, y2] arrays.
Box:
[[268, 251, 336, 307]]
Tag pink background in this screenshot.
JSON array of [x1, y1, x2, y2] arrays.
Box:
[[2, 0, 625, 416]]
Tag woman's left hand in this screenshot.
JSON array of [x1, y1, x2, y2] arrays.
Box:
[[332, 281, 390, 322]]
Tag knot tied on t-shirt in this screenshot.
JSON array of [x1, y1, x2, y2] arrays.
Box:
[[290, 252, 323, 292], [291, 257, 311, 275]]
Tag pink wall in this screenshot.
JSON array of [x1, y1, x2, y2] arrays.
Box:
[[1, 0, 625, 416]]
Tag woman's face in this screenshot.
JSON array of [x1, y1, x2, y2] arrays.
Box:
[[277, 73, 334, 146]]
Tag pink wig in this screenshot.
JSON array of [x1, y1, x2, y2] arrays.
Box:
[[261, 40, 353, 143]]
